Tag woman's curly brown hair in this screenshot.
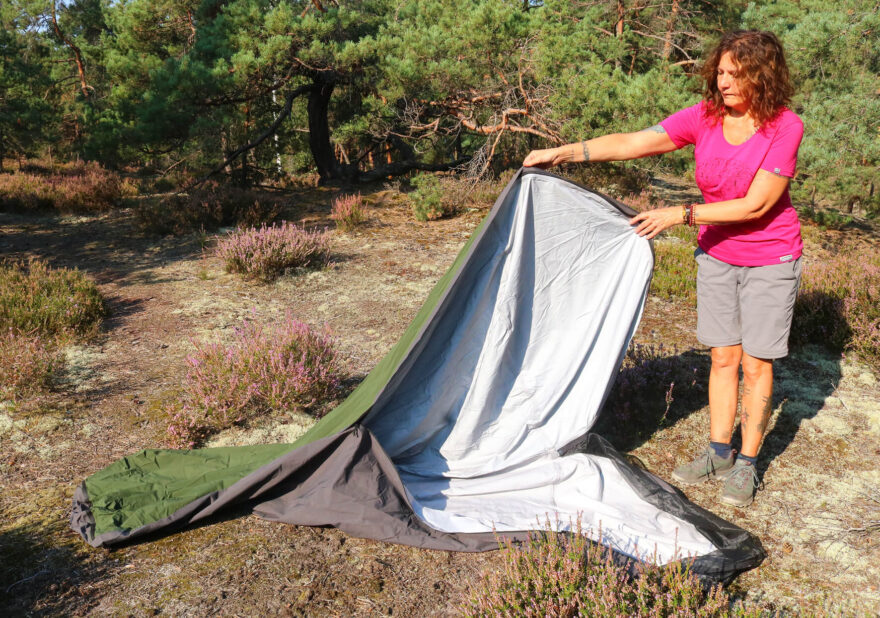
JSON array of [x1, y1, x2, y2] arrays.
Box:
[[700, 30, 794, 127]]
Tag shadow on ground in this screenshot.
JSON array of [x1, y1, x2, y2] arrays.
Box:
[[0, 522, 112, 616], [0, 210, 207, 285], [595, 344, 842, 480]]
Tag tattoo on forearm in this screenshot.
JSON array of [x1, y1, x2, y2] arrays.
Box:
[[581, 141, 590, 162], [642, 124, 667, 134]]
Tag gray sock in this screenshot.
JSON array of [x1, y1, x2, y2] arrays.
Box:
[[737, 453, 758, 466]]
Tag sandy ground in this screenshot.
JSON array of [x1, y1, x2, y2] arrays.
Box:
[[1, 179, 878, 616]]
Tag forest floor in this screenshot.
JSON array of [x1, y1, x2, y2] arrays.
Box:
[[1, 176, 878, 616]]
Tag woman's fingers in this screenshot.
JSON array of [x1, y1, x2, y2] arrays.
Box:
[[523, 150, 545, 168], [629, 207, 679, 239], [523, 148, 556, 169]]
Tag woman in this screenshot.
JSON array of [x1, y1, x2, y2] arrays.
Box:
[[523, 30, 804, 507]]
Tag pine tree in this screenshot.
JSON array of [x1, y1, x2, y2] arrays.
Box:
[[743, 1, 880, 214]]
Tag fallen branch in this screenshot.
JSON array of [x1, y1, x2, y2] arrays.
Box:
[[6, 569, 49, 594], [358, 156, 471, 183], [453, 108, 561, 142]]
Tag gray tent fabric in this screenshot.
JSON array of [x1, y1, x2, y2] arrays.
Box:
[[71, 169, 764, 584]]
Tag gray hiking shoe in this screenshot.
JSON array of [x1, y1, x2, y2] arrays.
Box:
[[671, 448, 735, 485], [721, 459, 761, 507]]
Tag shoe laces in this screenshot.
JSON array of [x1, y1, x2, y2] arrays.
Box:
[[704, 448, 730, 474], [730, 462, 762, 491]]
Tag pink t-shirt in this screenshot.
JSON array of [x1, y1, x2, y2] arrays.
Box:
[[660, 101, 804, 266]]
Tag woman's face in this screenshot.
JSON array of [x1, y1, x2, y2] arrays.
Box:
[[716, 51, 750, 113]]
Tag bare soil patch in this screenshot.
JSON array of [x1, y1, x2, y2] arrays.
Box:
[[1, 180, 878, 615]]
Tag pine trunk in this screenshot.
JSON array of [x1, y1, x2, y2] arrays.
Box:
[[662, 0, 680, 62], [308, 78, 340, 182]]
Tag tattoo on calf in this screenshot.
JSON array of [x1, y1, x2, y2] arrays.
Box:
[[757, 395, 772, 434], [742, 385, 751, 424], [581, 141, 590, 162], [643, 124, 667, 134]]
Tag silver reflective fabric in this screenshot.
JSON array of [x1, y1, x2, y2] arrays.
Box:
[[363, 172, 715, 563]]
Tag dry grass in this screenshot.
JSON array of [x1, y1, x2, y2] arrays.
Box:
[[0, 160, 136, 213]]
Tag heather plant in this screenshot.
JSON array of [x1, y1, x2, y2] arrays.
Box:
[[0, 259, 106, 339], [793, 249, 880, 371], [0, 329, 62, 403], [650, 241, 698, 304], [330, 193, 367, 231], [598, 344, 704, 450], [215, 222, 331, 282], [0, 161, 135, 213], [463, 518, 741, 617], [166, 314, 342, 448], [135, 182, 283, 235], [624, 188, 660, 213]]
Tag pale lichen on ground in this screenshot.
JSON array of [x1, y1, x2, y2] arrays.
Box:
[[206, 412, 317, 448]]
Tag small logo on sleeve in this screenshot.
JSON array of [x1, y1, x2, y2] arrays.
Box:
[[780, 254, 793, 262]]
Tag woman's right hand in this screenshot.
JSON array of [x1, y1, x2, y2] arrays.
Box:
[[523, 146, 572, 169]]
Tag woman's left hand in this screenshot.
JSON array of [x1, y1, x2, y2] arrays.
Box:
[[629, 207, 683, 239]]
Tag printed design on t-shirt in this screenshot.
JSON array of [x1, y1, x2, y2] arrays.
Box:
[[695, 156, 754, 198]]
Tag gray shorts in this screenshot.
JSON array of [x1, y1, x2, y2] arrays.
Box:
[[695, 248, 802, 359]]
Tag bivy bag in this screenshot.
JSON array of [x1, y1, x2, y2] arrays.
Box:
[[71, 168, 764, 584]]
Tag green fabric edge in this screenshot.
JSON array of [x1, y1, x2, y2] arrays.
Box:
[[287, 210, 492, 449], [86, 210, 492, 538]]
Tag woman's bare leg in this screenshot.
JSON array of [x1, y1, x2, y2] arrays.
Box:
[[739, 352, 774, 458], [708, 345, 742, 444]]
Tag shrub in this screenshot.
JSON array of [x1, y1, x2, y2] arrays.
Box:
[[215, 222, 331, 282], [0, 259, 106, 339], [166, 314, 342, 448], [650, 241, 698, 303], [565, 162, 652, 198], [793, 250, 880, 371], [797, 205, 853, 231], [463, 518, 740, 617], [624, 188, 661, 213], [330, 193, 367, 231], [599, 343, 704, 449], [410, 173, 456, 221], [135, 182, 283, 235], [0, 330, 62, 403], [0, 161, 135, 213]]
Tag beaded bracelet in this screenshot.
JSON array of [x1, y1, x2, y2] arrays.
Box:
[[688, 204, 697, 227]]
